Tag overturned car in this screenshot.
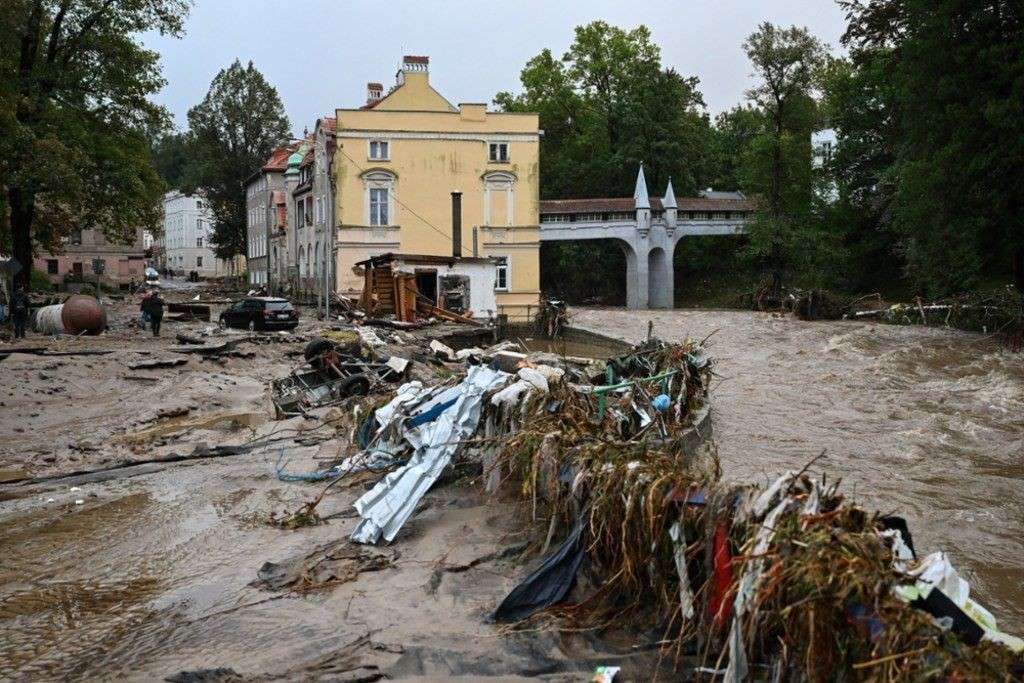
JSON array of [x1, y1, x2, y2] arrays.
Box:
[[271, 337, 407, 417]]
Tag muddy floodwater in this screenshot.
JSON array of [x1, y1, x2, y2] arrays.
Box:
[[575, 308, 1024, 632], [0, 304, 1021, 680]]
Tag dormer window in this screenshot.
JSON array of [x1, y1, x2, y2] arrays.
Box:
[[489, 142, 509, 163], [369, 140, 389, 160]]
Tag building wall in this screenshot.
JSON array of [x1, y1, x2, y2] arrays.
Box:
[[246, 173, 271, 285], [164, 191, 231, 278], [332, 69, 541, 319], [34, 226, 148, 289]]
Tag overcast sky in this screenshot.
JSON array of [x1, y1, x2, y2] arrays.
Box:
[[143, 0, 848, 137]]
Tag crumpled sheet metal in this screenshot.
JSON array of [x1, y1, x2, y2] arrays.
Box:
[[351, 365, 509, 545]]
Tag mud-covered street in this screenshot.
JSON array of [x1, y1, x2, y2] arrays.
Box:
[[0, 289, 667, 681], [1, 296, 1022, 680]]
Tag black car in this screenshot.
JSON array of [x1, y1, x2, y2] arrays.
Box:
[[219, 297, 299, 331]]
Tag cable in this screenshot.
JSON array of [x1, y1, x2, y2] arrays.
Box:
[[337, 147, 453, 240]]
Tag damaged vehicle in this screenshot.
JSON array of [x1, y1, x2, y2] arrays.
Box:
[[271, 336, 406, 417]]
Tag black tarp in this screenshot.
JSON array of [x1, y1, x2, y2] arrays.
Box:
[[492, 517, 585, 623]]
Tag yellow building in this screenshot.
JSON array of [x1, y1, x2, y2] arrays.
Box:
[[332, 56, 541, 320]]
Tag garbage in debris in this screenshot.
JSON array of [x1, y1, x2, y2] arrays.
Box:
[[355, 253, 487, 326], [350, 365, 508, 544], [590, 666, 620, 683], [271, 337, 400, 417], [276, 328, 1023, 677]]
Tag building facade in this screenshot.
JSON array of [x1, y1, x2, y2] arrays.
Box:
[[245, 144, 295, 287], [35, 226, 148, 290], [162, 191, 231, 278], [331, 56, 541, 320]]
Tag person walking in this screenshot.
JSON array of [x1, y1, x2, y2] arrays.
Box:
[[10, 286, 29, 339], [143, 289, 165, 336]]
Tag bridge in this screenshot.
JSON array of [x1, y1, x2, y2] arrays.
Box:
[[539, 166, 754, 309]]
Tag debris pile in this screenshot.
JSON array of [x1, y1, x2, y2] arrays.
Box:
[[279, 330, 1023, 678]]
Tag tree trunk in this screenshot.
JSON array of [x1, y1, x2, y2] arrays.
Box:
[[9, 187, 35, 292]]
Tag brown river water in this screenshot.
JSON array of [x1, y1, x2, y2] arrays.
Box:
[[0, 308, 1020, 679], [575, 308, 1024, 632]]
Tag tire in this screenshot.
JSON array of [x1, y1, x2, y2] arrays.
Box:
[[218, 315, 227, 330], [338, 373, 371, 397], [248, 319, 256, 332]]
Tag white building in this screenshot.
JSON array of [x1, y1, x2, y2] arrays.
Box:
[[162, 191, 231, 278]]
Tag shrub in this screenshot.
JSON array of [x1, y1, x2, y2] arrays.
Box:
[[29, 268, 53, 292]]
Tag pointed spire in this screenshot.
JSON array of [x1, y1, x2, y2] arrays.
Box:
[[633, 164, 650, 209], [662, 178, 677, 209]]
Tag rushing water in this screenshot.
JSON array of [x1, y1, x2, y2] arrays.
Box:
[[575, 308, 1024, 631]]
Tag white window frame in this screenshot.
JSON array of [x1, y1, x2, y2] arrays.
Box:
[[368, 139, 390, 161], [540, 214, 570, 223], [362, 170, 396, 227], [488, 142, 509, 163], [493, 256, 509, 291]]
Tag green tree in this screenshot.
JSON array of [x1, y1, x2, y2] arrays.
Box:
[[0, 0, 187, 290], [709, 105, 766, 191], [185, 60, 289, 261], [740, 22, 827, 293], [842, 0, 1024, 296], [495, 21, 712, 199], [151, 131, 192, 191]]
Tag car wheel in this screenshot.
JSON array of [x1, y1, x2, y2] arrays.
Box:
[[218, 315, 227, 329], [339, 373, 371, 397], [248, 319, 256, 332]]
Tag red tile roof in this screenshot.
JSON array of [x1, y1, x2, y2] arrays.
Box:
[[539, 195, 756, 214], [262, 144, 295, 172]]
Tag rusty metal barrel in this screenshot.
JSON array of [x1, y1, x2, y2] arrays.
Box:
[[33, 295, 107, 335]]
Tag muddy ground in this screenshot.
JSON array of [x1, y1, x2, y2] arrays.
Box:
[[0, 288, 668, 681]]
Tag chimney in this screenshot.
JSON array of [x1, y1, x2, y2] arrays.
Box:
[[396, 55, 429, 86], [402, 55, 429, 72], [366, 82, 383, 106], [451, 192, 462, 258]]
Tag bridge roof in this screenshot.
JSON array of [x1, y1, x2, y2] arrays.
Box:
[[540, 195, 756, 214]]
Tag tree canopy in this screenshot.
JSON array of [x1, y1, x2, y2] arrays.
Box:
[[839, 0, 1024, 295], [495, 21, 713, 199], [1, 0, 187, 289], [185, 59, 290, 261]]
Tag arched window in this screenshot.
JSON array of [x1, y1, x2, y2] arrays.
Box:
[[482, 171, 515, 226], [314, 242, 320, 277], [362, 170, 396, 226]]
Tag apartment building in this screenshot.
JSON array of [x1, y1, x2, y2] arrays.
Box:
[[162, 191, 230, 278]]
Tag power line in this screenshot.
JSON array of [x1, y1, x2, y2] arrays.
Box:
[[337, 147, 453, 240]]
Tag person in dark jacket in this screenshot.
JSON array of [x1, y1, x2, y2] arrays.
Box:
[[10, 286, 29, 339], [142, 290, 165, 336]]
